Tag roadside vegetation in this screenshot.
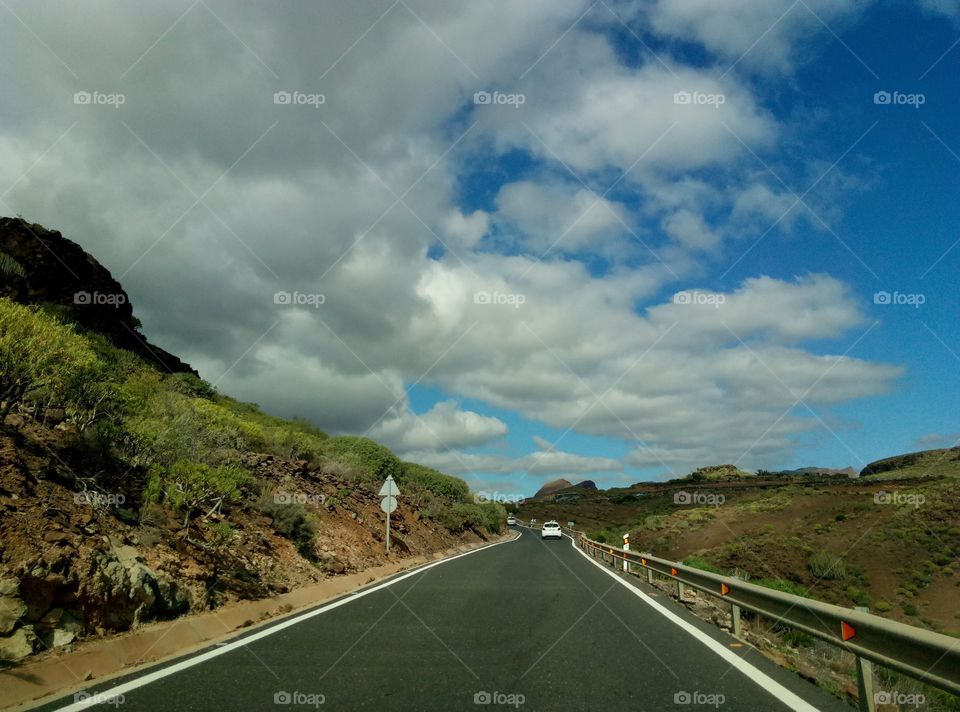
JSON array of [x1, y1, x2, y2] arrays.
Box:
[[0, 297, 504, 554]]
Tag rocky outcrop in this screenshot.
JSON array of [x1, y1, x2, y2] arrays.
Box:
[[0, 216, 195, 375], [860, 447, 960, 477], [533, 478, 572, 500], [82, 538, 190, 630]]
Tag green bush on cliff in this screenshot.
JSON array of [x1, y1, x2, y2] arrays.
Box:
[[399, 462, 470, 503], [0, 298, 102, 419], [145, 460, 249, 527], [320, 436, 402, 486]]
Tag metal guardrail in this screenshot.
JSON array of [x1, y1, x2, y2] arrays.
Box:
[[569, 531, 960, 706]]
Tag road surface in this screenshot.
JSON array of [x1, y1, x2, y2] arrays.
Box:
[[34, 530, 848, 711]]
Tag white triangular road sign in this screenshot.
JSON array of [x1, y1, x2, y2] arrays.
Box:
[[379, 476, 400, 497]]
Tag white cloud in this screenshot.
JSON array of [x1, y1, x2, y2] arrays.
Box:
[[493, 180, 630, 254], [370, 400, 508, 452], [0, 0, 904, 487], [662, 209, 722, 251], [639, 0, 867, 71]]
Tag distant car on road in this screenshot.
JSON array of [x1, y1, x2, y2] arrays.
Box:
[[541, 521, 562, 540], [507, 516, 516, 526]]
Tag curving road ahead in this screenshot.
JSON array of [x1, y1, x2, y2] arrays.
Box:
[[34, 530, 848, 712]]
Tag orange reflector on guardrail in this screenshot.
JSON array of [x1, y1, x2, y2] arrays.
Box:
[[671, 567, 679, 576], [641, 558, 647, 566], [720, 583, 730, 595], [841, 621, 856, 641]]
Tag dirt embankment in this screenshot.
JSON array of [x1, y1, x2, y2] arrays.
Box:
[[0, 414, 492, 665]]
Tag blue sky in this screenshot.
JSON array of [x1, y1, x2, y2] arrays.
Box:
[[409, 0, 960, 490], [2, 0, 958, 496]]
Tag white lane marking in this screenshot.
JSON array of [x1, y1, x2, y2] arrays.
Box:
[[52, 534, 520, 711], [568, 536, 821, 712]]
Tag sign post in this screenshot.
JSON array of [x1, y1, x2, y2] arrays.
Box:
[[379, 475, 400, 553]]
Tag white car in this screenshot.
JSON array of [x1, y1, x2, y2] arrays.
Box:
[[507, 516, 516, 526], [541, 521, 562, 540]]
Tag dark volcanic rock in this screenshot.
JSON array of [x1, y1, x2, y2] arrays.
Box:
[[533, 478, 572, 499], [0, 216, 195, 374]]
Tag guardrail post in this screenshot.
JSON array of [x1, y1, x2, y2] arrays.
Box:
[[729, 573, 742, 637], [854, 606, 876, 712], [677, 581, 686, 599], [646, 567, 653, 584], [731, 604, 742, 637], [622, 534, 630, 573]]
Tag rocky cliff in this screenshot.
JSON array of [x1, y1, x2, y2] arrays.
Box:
[[0, 216, 195, 375]]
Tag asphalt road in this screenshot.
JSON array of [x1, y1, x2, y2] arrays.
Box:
[[34, 530, 849, 712]]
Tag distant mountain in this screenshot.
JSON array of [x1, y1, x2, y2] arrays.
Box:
[[861, 447, 960, 478], [770, 466, 858, 478], [533, 478, 572, 499], [0, 216, 196, 374], [685, 464, 753, 481]]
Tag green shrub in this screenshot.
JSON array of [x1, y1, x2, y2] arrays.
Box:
[[208, 521, 236, 546], [258, 495, 318, 559], [644, 515, 669, 531], [682, 556, 723, 574], [754, 578, 807, 597], [0, 298, 101, 419], [782, 630, 815, 648], [399, 462, 470, 503], [146, 460, 248, 527], [874, 601, 892, 612], [191, 398, 266, 450], [320, 436, 401, 486], [167, 373, 218, 400], [426, 501, 505, 533], [422, 501, 461, 531], [263, 427, 328, 462], [846, 586, 872, 608], [808, 550, 846, 579]]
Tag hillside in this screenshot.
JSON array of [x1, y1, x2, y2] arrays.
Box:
[[519, 460, 960, 635], [532, 478, 572, 499], [0, 219, 505, 663], [860, 446, 960, 479], [0, 217, 195, 375]]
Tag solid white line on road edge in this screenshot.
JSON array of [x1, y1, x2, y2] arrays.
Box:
[[568, 536, 821, 712], [52, 533, 521, 711]]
